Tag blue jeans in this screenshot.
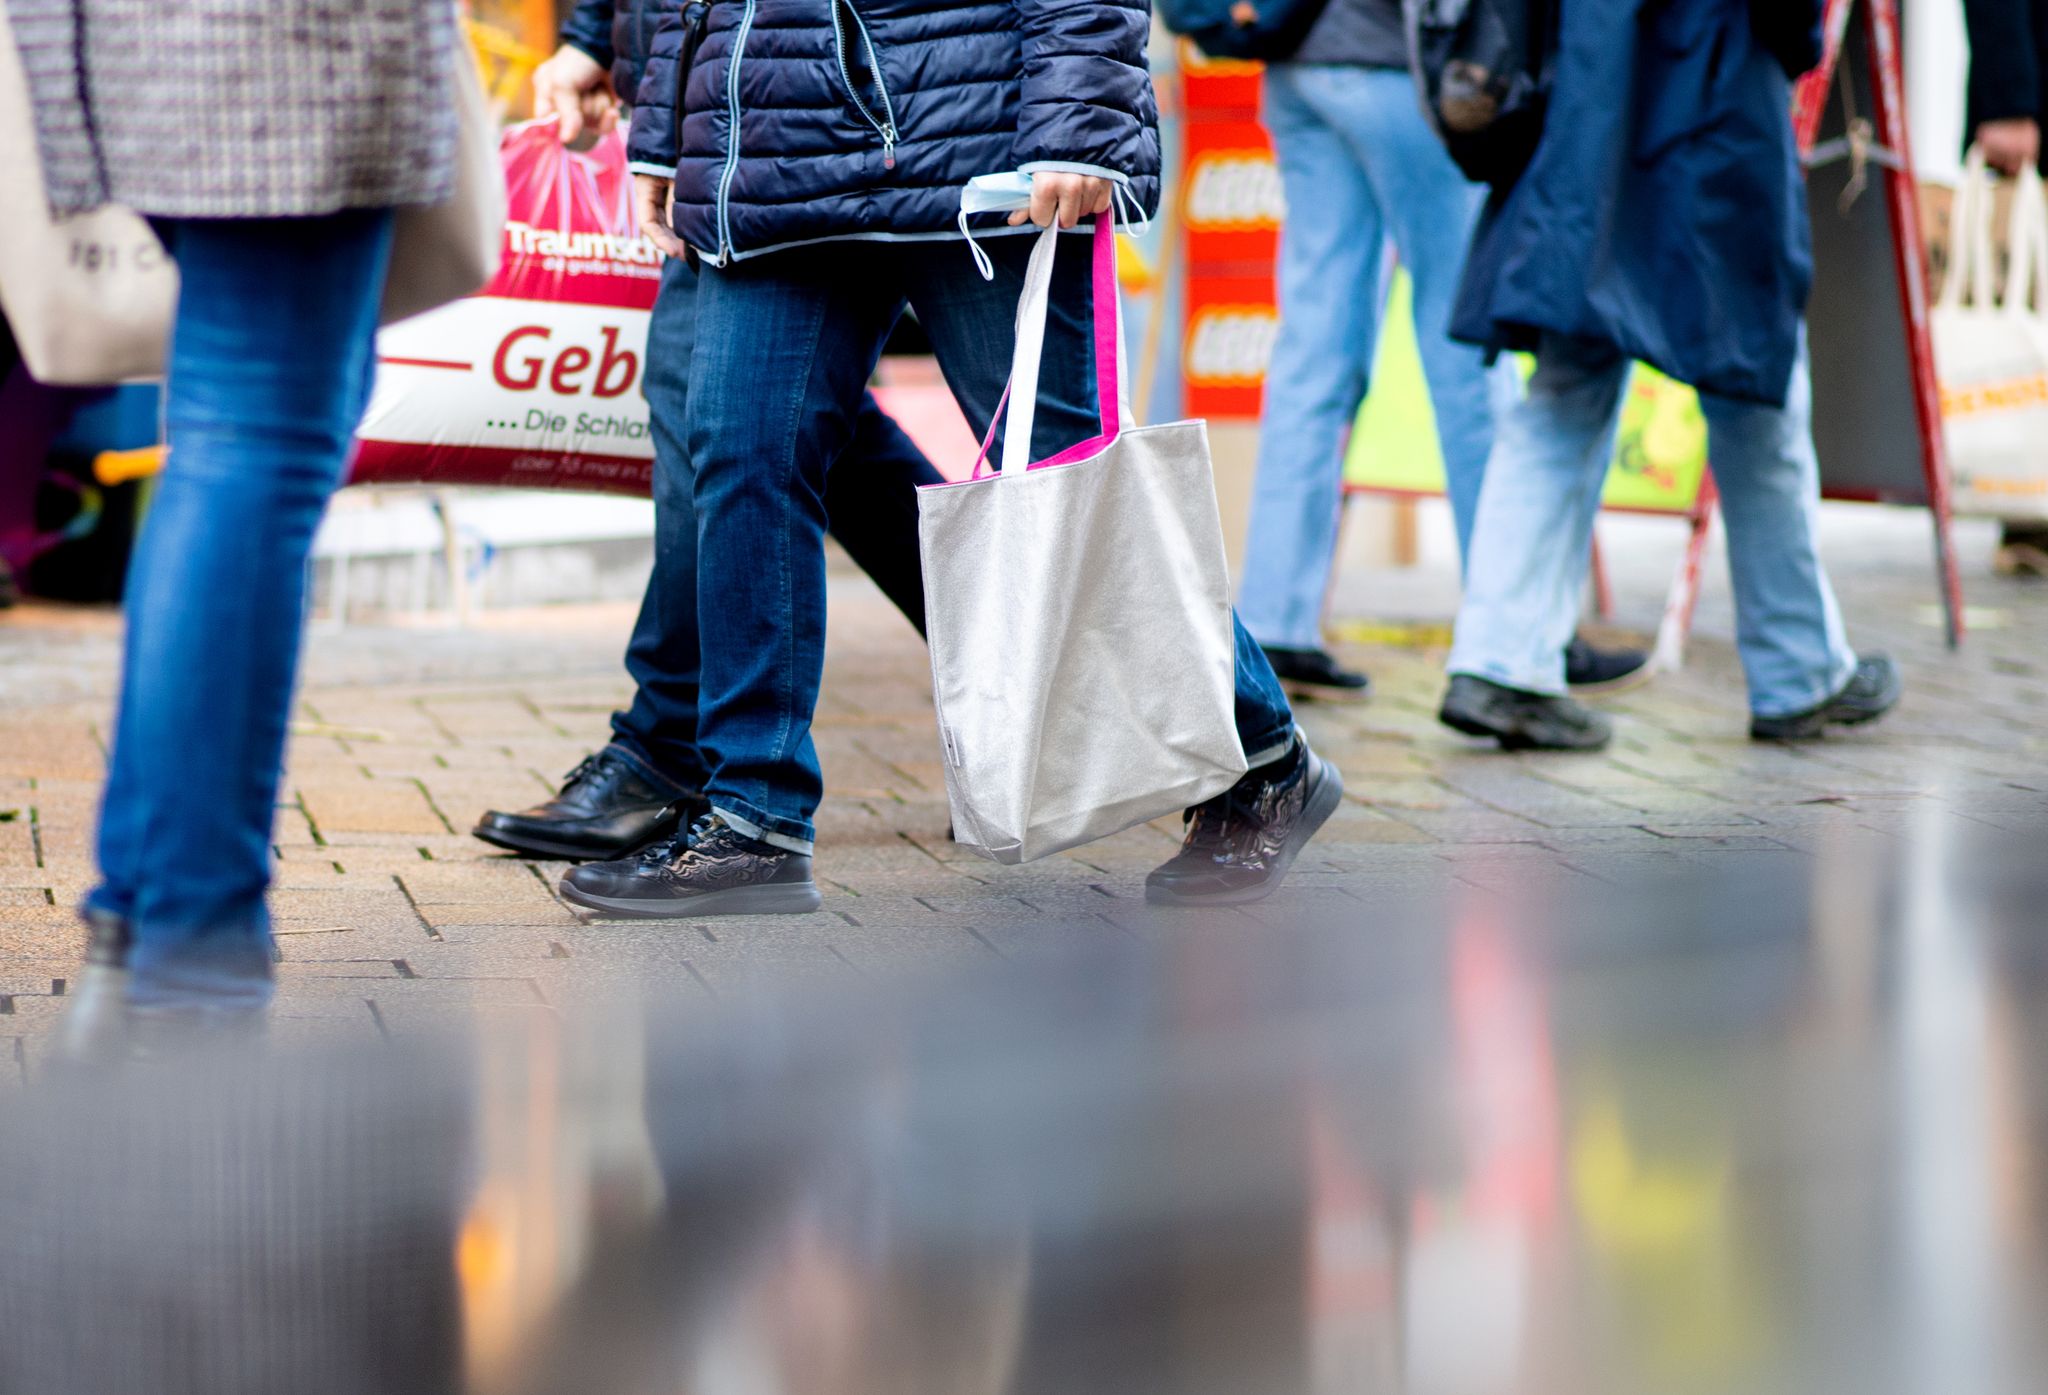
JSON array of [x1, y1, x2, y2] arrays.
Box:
[[690, 233, 1296, 851], [1238, 64, 1517, 649], [1447, 331, 1858, 717], [87, 211, 397, 1007], [605, 256, 942, 793]]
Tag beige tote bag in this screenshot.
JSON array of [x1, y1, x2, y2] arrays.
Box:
[[0, 5, 176, 385], [0, 6, 501, 385]]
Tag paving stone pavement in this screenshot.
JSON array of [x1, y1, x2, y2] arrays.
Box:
[[1, 508, 2044, 1078]]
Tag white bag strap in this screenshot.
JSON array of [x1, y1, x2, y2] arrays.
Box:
[[1940, 147, 1998, 312], [969, 207, 1136, 479], [2002, 163, 2048, 316]]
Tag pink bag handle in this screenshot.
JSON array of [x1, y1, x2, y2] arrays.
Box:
[[970, 209, 1129, 479]]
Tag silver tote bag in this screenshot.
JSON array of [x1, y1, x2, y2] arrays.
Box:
[[916, 212, 1248, 865]]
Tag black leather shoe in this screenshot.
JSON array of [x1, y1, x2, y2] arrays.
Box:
[[1145, 737, 1344, 907], [560, 813, 823, 918], [1750, 654, 1902, 741], [1439, 674, 1613, 751], [474, 748, 703, 861], [1564, 636, 1652, 693], [1261, 645, 1371, 698]]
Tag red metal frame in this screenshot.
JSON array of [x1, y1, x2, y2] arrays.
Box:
[[1795, 0, 1964, 647]]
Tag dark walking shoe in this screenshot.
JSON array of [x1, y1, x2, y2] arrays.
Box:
[[1145, 736, 1344, 907], [560, 813, 823, 918], [1261, 645, 1371, 698], [474, 748, 704, 861], [52, 909, 268, 1067], [1749, 655, 1902, 741], [1564, 635, 1653, 694], [1439, 674, 1613, 751]]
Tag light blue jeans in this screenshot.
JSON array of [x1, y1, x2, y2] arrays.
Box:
[[1237, 63, 1515, 650], [1447, 331, 1859, 718]]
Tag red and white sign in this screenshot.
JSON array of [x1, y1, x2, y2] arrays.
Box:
[[351, 121, 663, 496], [1179, 55, 1283, 420]]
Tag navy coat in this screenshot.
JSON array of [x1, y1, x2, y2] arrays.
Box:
[[1450, 0, 1824, 406], [627, 0, 1162, 264], [560, 0, 669, 108]]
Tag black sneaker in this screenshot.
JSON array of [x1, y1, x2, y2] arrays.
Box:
[[1439, 674, 1613, 751], [1261, 645, 1371, 698], [474, 748, 704, 861], [1564, 636, 1652, 693], [1145, 736, 1344, 907], [1749, 654, 1902, 741], [559, 813, 823, 918]]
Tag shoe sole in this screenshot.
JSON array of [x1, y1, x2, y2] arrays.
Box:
[[472, 824, 653, 862], [558, 879, 823, 918], [1279, 680, 1372, 705], [1145, 758, 1346, 908], [1567, 663, 1657, 697]]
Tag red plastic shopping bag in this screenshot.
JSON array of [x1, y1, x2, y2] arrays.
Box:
[[351, 121, 661, 496]]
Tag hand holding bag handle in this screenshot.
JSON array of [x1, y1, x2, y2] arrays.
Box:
[[968, 212, 1137, 479]]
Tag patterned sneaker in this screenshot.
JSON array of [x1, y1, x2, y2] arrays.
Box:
[[559, 813, 822, 918], [1145, 737, 1344, 907]]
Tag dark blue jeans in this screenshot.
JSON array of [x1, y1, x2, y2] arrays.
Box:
[[605, 256, 943, 792], [87, 210, 397, 1007], [689, 233, 1296, 852]]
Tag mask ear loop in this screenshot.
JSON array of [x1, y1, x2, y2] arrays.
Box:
[[1110, 182, 1152, 242], [958, 206, 998, 281]]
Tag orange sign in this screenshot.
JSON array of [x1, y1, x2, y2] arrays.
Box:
[[1181, 61, 1280, 418], [1183, 274, 1277, 420]]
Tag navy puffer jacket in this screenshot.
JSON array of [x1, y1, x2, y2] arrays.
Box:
[[626, 0, 1162, 264]]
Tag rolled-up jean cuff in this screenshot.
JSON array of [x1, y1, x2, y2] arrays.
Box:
[[127, 935, 276, 1010], [712, 803, 815, 856], [1446, 661, 1567, 698], [1244, 725, 1298, 771], [1749, 652, 1861, 720], [600, 739, 691, 799]]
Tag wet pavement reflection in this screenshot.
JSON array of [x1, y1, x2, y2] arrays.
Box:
[[3, 824, 2046, 1395]]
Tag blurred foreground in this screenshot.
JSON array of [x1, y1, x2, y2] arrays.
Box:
[[2, 818, 2046, 1395]]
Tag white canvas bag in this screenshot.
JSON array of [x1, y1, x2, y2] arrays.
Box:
[[916, 213, 1249, 865], [1933, 147, 2048, 521], [0, 3, 177, 385]]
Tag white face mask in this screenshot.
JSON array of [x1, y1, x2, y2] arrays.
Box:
[[958, 170, 1037, 219], [955, 172, 1038, 279]]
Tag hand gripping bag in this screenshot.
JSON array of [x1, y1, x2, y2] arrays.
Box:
[[352, 120, 661, 495], [917, 214, 1248, 865]]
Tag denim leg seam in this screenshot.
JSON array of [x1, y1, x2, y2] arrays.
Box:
[[601, 740, 689, 798]]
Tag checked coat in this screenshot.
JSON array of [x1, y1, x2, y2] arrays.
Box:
[[7, 0, 459, 218]]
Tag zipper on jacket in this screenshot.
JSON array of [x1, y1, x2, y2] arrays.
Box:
[[830, 0, 899, 169], [715, 0, 758, 265]]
